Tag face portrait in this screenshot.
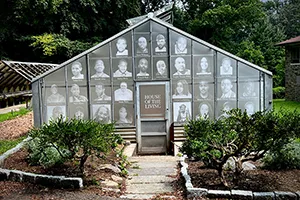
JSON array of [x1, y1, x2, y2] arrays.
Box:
[[199, 81, 209, 95], [245, 102, 254, 115], [138, 58, 148, 72], [50, 84, 58, 94], [74, 107, 84, 120], [222, 58, 231, 71], [176, 82, 184, 95], [200, 104, 209, 117], [52, 106, 63, 119], [94, 60, 105, 73], [156, 60, 167, 75], [200, 57, 208, 71], [221, 79, 233, 93], [71, 61, 83, 78], [175, 57, 186, 73], [179, 104, 186, 113], [95, 84, 105, 96], [174, 80, 190, 97], [138, 37, 147, 50], [156, 34, 166, 49], [243, 82, 256, 97], [118, 60, 127, 73], [71, 84, 80, 97], [119, 107, 127, 119], [95, 106, 110, 123], [176, 37, 187, 52], [120, 82, 127, 91], [116, 37, 127, 52]]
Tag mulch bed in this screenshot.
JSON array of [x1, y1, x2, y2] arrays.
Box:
[[187, 160, 300, 192]]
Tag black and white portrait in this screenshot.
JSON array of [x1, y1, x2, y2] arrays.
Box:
[[113, 59, 132, 78], [71, 61, 84, 80], [172, 80, 192, 99], [196, 56, 212, 75], [93, 104, 111, 123], [173, 57, 191, 78], [114, 82, 133, 101], [116, 37, 128, 56], [116, 106, 133, 124], [173, 102, 191, 123], [220, 57, 233, 76], [91, 59, 109, 79], [219, 79, 236, 99], [195, 102, 213, 120], [136, 36, 148, 54], [136, 58, 150, 77], [175, 36, 188, 54], [155, 34, 167, 53], [195, 81, 213, 100], [47, 106, 66, 122], [218, 101, 233, 119], [74, 106, 85, 120], [69, 84, 88, 103], [242, 81, 257, 97], [244, 101, 255, 116], [47, 84, 66, 104], [155, 60, 168, 78], [93, 83, 111, 101]]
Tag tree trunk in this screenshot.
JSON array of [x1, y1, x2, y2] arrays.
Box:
[[217, 167, 228, 187], [79, 154, 89, 174]]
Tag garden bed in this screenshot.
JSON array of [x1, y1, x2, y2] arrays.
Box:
[[187, 160, 300, 192]]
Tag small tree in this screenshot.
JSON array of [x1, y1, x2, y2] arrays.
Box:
[[27, 117, 122, 174], [181, 109, 300, 187]]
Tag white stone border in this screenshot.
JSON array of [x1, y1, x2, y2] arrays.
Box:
[[0, 137, 83, 189], [180, 155, 300, 199]]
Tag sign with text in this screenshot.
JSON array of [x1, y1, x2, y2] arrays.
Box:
[[140, 85, 165, 118]]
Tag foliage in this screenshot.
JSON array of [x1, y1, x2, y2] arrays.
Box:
[[27, 117, 122, 173], [181, 109, 300, 187], [0, 136, 26, 155], [273, 86, 285, 99], [263, 140, 300, 170], [0, 108, 31, 123]]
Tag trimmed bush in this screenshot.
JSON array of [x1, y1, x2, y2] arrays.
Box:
[[273, 86, 285, 99]]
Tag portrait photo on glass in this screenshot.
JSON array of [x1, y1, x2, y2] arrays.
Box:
[[93, 104, 111, 123], [114, 82, 133, 101], [74, 106, 85, 120], [47, 106, 66, 122], [174, 36, 188, 54], [219, 78, 236, 99], [220, 57, 233, 76], [115, 106, 133, 124], [116, 37, 128, 56], [136, 36, 148, 54], [47, 84, 66, 104], [136, 58, 150, 77], [93, 83, 111, 101], [196, 56, 212, 75], [155, 60, 168, 78], [195, 81, 213, 100], [195, 102, 212, 120], [217, 101, 234, 119], [241, 81, 257, 97], [113, 59, 132, 78], [173, 102, 191, 123], [172, 79, 192, 99], [71, 61, 84, 80], [69, 84, 88, 103], [244, 101, 255, 116], [91, 59, 109, 79], [173, 57, 191, 77], [154, 34, 167, 53]]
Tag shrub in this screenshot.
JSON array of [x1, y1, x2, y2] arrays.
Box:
[[273, 86, 285, 99], [263, 140, 300, 170], [27, 117, 122, 173]]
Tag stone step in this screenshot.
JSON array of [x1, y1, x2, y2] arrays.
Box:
[[129, 156, 179, 162], [129, 162, 177, 169], [127, 175, 175, 184], [121, 194, 177, 199], [128, 167, 177, 176], [126, 183, 174, 194]]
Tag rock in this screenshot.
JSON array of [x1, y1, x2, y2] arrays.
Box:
[[102, 187, 121, 193], [98, 164, 121, 173], [101, 179, 119, 189], [242, 162, 256, 170], [223, 157, 257, 171], [111, 175, 123, 183]]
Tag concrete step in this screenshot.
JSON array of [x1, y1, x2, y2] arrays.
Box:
[[128, 156, 179, 163], [126, 183, 174, 194], [129, 162, 177, 169], [128, 167, 177, 176], [127, 175, 175, 184]]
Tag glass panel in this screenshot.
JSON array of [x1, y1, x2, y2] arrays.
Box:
[[216, 100, 236, 119], [173, 101, 192, 124], [113, 81, 134, 102], [89, 58, 110, 82], [238, 79, 259, 100], [239, 99, 259, 116], [238, 62, 259, 77], [141, 121, 166, 132], [194, 80, 214, 101], [193, 55, 214, 77], [44, 67, 65, 84], [152, 33, 168, 55], [45, 84, 66, 105], [172, 79, 192, 100], [217, 53, 236, 77], [171, 56, 191, 79], [134, 21, 150, 33], [170, 31, 191, 55], [46, 105, 66, 123], [151, 21, 167, 33], [90, 83, 112, 103], [194, 101, 214, 120], [68, 84, 88, 103], [134, 34, 151, 56], [193, 41, 214, 55], [114, 103, 134, 126], [89, 43, 110, 58], [135, 57, 151, 80], [265, 74, 273, 111], [112, 58, 133, 79], [69, 104, 88, 120], [153, 57, 169, 79], [92, 104, 111, 123], [111, 32, 132, 57], [217, 78, 237, 100], [67, 57, 87, 85]]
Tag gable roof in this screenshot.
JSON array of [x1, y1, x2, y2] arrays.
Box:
[[32, 16, 272, 82], [276, 36, 300, 46]]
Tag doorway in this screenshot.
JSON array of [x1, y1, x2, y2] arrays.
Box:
[[136, 82, 170, 154]]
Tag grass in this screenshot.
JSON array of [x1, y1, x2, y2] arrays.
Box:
[[0, 136, 27, 154], [0, 107, 31, 123], [273, 99, 300, 114]]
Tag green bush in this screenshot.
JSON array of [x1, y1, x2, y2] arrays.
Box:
[[263, 140, 300, 170], [273, 86, 285, 99], [27, 117, 122, 173]]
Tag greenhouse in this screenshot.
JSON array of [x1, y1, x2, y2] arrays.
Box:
[[32, 14, 273, 154]]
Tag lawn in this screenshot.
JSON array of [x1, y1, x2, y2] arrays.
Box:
[[273, 99, 300, 113], [0, 107, 31, 123], [0, 136, 26, 154]]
